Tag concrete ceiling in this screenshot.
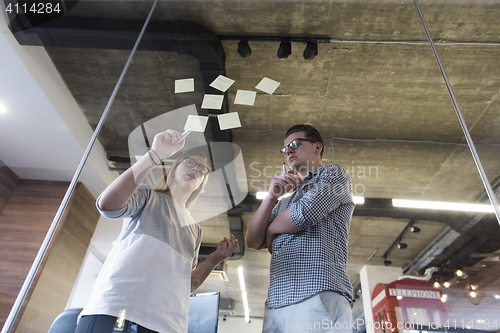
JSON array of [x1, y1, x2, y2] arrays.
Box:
[[5, 0, 500, 324]]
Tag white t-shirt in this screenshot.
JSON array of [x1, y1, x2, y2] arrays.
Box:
[[80, 184, 202, 333]]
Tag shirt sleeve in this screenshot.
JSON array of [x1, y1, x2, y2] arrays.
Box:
[[255, 199, 284, 250], [192, 227, 203, 270], [289, 165, 352, 230], [95, 184, 151, 219]]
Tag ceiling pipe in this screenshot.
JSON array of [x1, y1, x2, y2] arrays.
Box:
[[398, 266, 438, 281]]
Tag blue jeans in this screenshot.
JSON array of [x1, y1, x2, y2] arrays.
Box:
[[262, 291, 352, 333], [75, 315, 158, 333]]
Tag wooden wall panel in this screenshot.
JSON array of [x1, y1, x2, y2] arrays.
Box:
[[15, 183, 99, 333], [0, 162, 19, 214], [0, 180, 68, 328], [0, 178, 99, 333]]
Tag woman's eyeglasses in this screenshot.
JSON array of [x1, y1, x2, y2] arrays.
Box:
[[182, 157, 210, 175], [280, 138, 317, 157]]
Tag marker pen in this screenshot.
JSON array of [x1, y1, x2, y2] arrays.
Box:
[[175, 130, 191, 144]]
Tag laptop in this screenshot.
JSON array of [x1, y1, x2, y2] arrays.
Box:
[[187, 292, 220, 333]]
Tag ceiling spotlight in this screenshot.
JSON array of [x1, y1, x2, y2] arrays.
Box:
[[277, 40, 292, 59], [433, 280, 441, 288], [398, 242, 408, 249], [410, 226, 421, 233], [441, 294, 448, 303], [384, 257, 392, 266], [303, 41, 318, 60], [465, 284, 484, 305], [237, 40, 252, 58], [443, 281, 451, 288], [455, 269, 464, 277]]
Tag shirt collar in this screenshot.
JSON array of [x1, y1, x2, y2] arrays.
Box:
[[300, 165, 325, 183]]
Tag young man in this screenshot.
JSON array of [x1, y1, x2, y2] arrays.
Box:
[[246, 124, 354, 333]]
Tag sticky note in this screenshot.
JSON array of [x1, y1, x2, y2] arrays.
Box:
[[209, 75, 235, 92], [201, 94, 224, 109], [175, 78, 194, 93], [218, 112, 241, 130], [184, 115, 209, 132], [234, 90, 257, 106], [255, 77, 281, 94]]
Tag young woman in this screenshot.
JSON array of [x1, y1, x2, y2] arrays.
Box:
[[76, 129, 236, 333]]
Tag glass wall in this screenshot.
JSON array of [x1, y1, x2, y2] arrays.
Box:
[[0, 0, 499, 332]]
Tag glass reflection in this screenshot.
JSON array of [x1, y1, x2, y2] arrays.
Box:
[[1, 0, 500, 332], [411, 1, 500, 332]]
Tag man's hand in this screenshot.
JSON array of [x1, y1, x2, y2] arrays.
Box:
[[245, 169, 300, 250], [268, 170, 301, 200]]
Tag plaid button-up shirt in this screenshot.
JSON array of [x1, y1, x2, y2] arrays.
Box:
[[263, 164, 354, 308]]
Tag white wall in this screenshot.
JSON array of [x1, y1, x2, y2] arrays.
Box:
[[67, 216, 124, 309], [0, 9, 117, 198], [359, 265, 403, 333], [67, 251, 103, 309]]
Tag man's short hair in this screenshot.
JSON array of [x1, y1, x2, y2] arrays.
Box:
[[285, 124, 324, 158]]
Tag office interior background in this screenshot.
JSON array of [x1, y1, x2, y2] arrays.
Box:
[[1, 0, 500, 332]]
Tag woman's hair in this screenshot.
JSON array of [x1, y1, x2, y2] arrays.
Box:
[[154, 149, 210, 209]]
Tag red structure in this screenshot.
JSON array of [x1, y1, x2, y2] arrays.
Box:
[[371, 279, 448, 333]]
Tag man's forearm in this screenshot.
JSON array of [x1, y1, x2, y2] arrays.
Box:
[[266, 208, 301, 253], [245, 196, 278, 249], [267, 208, 300, 235]]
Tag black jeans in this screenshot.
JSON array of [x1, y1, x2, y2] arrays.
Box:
[[75, 315, 158, 333]]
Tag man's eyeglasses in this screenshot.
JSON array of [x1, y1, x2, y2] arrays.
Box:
[[182, 157, 210, 175], [280, 138, 317, 157]]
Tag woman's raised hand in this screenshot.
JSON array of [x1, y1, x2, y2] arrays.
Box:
[[151, 129, 186, 161]]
